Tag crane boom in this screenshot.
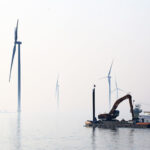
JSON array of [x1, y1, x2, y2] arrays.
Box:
[[98, 94, 134, 120]]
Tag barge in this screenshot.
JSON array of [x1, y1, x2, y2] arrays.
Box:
[[85, 85, 150, 129]]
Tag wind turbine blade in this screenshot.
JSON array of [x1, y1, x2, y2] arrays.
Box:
[[108, 78, 111, 109], [118, 88, 126, 92], [108, 60, 114, 76], [9, 44, 16, 82], [115, 78, 118, 89], [15, 20, 19, 42], [55, 74, 59, 93]]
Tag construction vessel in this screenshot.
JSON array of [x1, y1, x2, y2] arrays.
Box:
[[85, 86, 150, 128]]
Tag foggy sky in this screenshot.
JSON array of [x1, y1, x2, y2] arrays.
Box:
[[0, 0, 150, 119]]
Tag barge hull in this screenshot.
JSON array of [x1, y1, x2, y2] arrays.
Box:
[[85, 120, 150, 129]]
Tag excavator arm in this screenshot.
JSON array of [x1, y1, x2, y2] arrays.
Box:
[[98, 94, 134, 120]]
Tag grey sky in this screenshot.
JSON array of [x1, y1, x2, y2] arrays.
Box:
[[0, 0, 150, 119]]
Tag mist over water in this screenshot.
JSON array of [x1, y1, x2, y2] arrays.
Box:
[[0, 109, 150, 150]]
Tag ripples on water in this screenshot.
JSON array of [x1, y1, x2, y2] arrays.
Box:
[[0, 112, 150, 150]]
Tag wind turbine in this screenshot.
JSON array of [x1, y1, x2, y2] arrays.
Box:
[[9, 20, 22, 113], [55, 74, 59, 108], [99, 61, 113, 110], [112, 77, 126, 99]]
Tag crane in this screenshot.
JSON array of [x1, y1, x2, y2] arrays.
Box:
[[98, 94, 134, 121]]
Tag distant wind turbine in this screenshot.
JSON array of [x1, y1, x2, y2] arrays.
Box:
[[112, 77, 126, 99], [9, 20, 22, 113], [55, 74, 59, 108], [99, 61, 113, 109]]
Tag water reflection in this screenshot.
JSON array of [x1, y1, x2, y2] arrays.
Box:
[[91, 127, 96, 150], [110, 128, 135, 150], [127, 129, 135, 149], [16, 113, 21, 150]]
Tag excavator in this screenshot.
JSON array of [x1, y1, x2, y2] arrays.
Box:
[[98, 94, 134, 121]]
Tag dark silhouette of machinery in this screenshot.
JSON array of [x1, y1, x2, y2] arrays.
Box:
[[98, 94, 134, 121]]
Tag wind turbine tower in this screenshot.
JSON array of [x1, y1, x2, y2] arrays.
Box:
[[112, 77, 126, 100], [107, 61, 113, 109], [55, 74, 59, 108], [9, 20, 22, 113], [99, 61, 113, 110]]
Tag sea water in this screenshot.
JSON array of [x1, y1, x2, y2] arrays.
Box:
[[0, 112, 150, 150]]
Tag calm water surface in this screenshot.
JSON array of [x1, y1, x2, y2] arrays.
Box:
[[0, 112, 150, 150]]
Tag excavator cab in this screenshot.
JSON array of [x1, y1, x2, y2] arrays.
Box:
[[98, 110, 120, 121], [111, 110, 120, 119]]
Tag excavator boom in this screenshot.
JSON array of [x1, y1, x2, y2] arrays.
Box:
[[98, 94, 134, 120]]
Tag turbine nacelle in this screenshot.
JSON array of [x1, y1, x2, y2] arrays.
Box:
[[16, 41, 22, 45]]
